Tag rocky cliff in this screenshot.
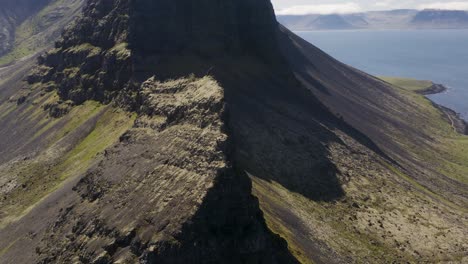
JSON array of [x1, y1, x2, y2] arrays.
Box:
[[28, 0, 283, 108], [1, 0, 299, 263], [0, 0, 467, 263]]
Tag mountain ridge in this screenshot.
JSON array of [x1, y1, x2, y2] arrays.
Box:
[[0, 0, 467, 263], [278, 9, 468, 30]]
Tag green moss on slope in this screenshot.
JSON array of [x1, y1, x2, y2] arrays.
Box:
[[0, 101, 136, 228], [379, 76, 433, 92], [0, 0, 84, 66], [383, 77, 468, 185], [251, 76, 467, 263]]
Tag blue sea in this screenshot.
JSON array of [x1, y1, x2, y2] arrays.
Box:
[[297, 30, 468, 120]]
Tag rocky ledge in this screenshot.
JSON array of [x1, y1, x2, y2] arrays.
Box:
[[417, 83, 448, 95], [26, 0, 282, 112]]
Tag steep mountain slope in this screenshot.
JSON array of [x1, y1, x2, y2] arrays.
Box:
[[0, 0, 467, 263], [264, 26, 468, 262], [0, 0, 298, 263], [0, 0, 51, 56], [0, 0, 84, 64]]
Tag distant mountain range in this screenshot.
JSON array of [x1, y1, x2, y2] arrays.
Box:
[[278, 9, 468, 30]]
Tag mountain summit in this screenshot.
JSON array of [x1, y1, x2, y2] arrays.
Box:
[[29, 0, 285, 107], [0, 0, 467, 263]]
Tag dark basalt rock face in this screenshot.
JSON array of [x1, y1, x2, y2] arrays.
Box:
[[9, 1, 300, 263], [26, 77, 297, 264], [30, 0, 282, 109], [129, 0, 278, 58], [3, 0, 468, 263]]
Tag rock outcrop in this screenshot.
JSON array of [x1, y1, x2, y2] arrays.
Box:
[[1, 0, 467, 263], [28, 77, 295, 263], [29, 0, 282, 108], [1, 1, 300, 262]]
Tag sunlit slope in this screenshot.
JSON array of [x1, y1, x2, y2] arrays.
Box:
[[0, 83, 136, 229], [278, 26, 467, 206], [0, 0, 467, 262], [247, 26, 467, 263], [382, 77, 468, 184], [0, 0, 85, 65], [379, 76, 433, 92]]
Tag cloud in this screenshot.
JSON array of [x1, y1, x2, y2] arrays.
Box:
[[419, 1, 468, 10], [276, 2, 363, 15], [375, 1, 392, 8]]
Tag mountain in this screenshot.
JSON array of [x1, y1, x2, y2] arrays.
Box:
[[411, 9, 468, 28], [0, 0, 50, 56], [305, 14, 356, 30], [0, 0, 84, 63], [0, 0, 467, 263], [278, 9, 468, 30]]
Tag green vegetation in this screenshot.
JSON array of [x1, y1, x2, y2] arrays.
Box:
[[250, 76, 468, 263], [0, 99, 136, 228], [0, 0, 83, 66], [63, 67, 80, 78], [65, 43, 102, 57], [251, 176, 405, 264], [383, 77, 468, 185], [379, 76, 433, 92], [109, 42, 131, 60]]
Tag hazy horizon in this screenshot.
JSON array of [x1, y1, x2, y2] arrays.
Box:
[[272, 1, 468, 15]]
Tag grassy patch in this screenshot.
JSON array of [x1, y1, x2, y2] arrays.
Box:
[[0, 103, 17, 120], [251, 176, 403, 264], [0, 103, 136, 228], [0, 0, 83, 66], [379, 76, 433, 92], [383, 76, 468, 185], [65, 43, 101, 56], [109, 42, 131, 60]]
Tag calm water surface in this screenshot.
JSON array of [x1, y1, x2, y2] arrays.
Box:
[[297, 30, 468, 120]]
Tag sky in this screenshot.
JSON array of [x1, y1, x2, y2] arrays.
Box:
[[271, 0, 468, 15]]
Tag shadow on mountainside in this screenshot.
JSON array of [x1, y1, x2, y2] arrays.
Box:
[[144, 167, 301, 264], [121, 48, 396, 203], [123, 7, 396, 202], [22, 0, 396, 205], [219, 64, 396, 202]]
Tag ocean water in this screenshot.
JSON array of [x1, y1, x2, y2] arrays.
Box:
[[296, 30, 468, 120]]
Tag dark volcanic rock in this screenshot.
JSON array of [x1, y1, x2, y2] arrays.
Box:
[[1, 1, 301, 262], [129, 0, 279, 58], [3, 0, 467, 263], [417, 83, 447, 95], [30, 0, 283, 109], [31, 77, 298, 263]]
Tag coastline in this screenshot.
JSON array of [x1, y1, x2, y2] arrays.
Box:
[[422, 83, 468, 135], [416, 83, 447, 95], [432, 102, 468, 135]]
